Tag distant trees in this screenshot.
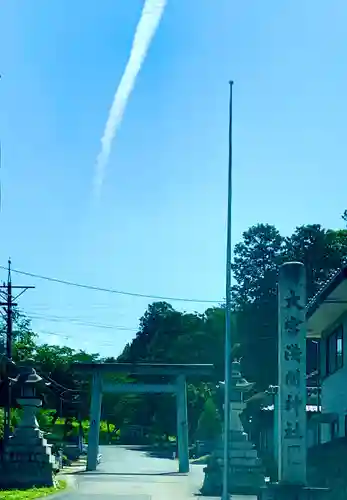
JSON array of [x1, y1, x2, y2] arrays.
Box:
[[114, 219, 347, 439], [0, 310, 101, 435], [1, 214, 347, 444]]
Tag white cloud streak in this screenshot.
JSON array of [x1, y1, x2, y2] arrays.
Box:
[[93, 0, 167, 198]]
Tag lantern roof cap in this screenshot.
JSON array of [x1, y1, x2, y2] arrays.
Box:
[[10, 364, 50, 387], [218, 359, 255, 393]]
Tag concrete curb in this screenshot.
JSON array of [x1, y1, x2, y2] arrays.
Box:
[[36, 478, 74, 500], [57, 457, 86, 475], [59, 474, 78, 490], [42, 467, 82, 499], [58, 465, 85, 475]]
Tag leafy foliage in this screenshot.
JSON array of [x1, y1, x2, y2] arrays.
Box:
[[342, 209, 347, 226], [195, 398, 222, 441], [1, 214, 347, 443], [230, 223, 347, 389]]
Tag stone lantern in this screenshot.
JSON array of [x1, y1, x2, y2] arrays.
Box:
[[201, 359, 265, 496], [0, 362, 56, 488], [218, 359, 255, 432], [11, 364, 49, 432]]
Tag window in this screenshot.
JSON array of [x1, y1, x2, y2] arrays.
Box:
[[337, 328, 343, 369], [326, 324, 344, 375], [331, 419, 339, 440]]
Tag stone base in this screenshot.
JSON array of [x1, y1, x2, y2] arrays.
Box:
[[258, 483, 329, 500], [0, 423, 55, 488], [0, 461, 55, 488], [201, 438, 265, 496], [201, 463, 264, 496], [200, 430, 265, 496]]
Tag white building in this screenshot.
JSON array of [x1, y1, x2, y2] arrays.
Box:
[[307, 265, 347, 443], [246, 265, 347, 464]]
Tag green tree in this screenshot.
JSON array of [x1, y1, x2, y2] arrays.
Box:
[[195, 397, 221, 441], [284, 224, 347, 298], [0, 308, 37, 362], [231, 224, 284, 389], [3, 216, 344, 444], [342, 209, 347, 226], [231, 222, 347, 390], [118, 302, 178, 362], [231, 224, 284, 305], [117, 302, 222, 440]]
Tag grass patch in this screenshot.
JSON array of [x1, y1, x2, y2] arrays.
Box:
[[0, 479, 66, 500]]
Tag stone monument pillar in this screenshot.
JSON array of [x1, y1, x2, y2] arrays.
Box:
[[259, 262, 327, 500], [0, 364, 56, 488], [201, 360, 265, 496]]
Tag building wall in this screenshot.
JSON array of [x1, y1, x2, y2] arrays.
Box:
[[320, 313, 347, 443], [307, 424, 319, 448], [259, 407, 318, 467]]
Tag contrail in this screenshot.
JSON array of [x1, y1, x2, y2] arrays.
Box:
[[93, 0, 167, 198]]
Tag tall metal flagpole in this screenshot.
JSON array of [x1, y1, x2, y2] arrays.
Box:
[[222, 80, 233, 500]]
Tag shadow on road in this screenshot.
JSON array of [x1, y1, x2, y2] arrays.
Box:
[[77, 471, 183, 477], [145, 450, 175, 459], [122, 444, 176, 460]]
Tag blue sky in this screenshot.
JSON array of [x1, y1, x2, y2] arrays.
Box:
[[1, 1, 346, 357]]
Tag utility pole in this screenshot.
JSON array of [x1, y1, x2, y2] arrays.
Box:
[[0, 259, 34, 445], [222, 81, 234, 500]]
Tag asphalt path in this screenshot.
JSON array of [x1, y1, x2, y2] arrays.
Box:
[[56, 445, 256, 500]]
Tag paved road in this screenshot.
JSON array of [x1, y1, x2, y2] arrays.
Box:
[[56, 445, 256, 500]]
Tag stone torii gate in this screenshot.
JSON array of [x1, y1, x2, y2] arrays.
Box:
[[74, 363, 214, 474]]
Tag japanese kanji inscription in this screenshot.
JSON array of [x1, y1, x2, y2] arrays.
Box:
[[278, 262, 306, 484]]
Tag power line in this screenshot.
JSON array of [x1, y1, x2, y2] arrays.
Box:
[[27, 303, 127, 310], [37, 330, 127, 347], [0, 265, 221, 304], [28, 312, 138, 331]]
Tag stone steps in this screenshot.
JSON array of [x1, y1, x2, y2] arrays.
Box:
[[6, 443, 53, 454]]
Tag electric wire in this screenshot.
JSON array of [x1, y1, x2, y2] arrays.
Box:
[[28, 312, 137, 331], [0, 265, 221, 304]]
